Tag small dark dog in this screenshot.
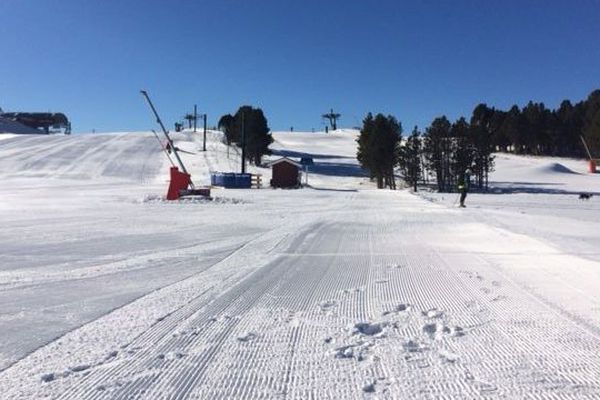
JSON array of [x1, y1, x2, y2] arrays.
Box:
[[579, 193, 593, 200]]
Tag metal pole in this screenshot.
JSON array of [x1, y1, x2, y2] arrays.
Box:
[[140, 90, 194, 187], [305, 165, 308, 186], [581, 135, 593, 160], [193, 104, 197, 133], [203, 114, 207, 152], [151, 129, 176, 167], [241, 112, 246, 174]]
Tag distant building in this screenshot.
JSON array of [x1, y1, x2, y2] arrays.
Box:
[[269, 157, 302, 188], [0, 112, 71, 134], [0, 116, 41, 134]]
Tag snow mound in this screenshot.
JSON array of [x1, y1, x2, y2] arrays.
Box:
[[536, 162, 578, 175]]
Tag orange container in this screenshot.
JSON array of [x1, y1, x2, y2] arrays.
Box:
[[590, 160, 597, 173]]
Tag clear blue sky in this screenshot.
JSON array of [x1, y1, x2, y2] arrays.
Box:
[[1, 0, 599, 133]]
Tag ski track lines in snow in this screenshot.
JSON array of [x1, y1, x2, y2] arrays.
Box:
[[1, 132, 600, 398], [0, 133, 161, 182], [1, 193, 599, 399]]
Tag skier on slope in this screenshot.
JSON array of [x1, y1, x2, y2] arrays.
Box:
[[457, 168, 471, 208]]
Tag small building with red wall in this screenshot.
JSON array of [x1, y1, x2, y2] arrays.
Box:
[[269, 157, 302, 188]]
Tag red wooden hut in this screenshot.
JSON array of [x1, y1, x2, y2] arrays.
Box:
[[269, 157, 302, 188]]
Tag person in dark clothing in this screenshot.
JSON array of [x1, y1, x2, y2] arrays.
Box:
[[457, 169, 471, 207]]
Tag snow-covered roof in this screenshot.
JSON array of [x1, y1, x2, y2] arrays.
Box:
[[267, 157, 302, 168]]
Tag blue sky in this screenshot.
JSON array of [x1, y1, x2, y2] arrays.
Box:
[[1, 0, 599, 133]]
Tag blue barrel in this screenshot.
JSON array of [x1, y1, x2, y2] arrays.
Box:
[[210, 172, 252, 188], [234, 173, 252, 188], [223, 173, 236, 187], [217, 173, 226, 186], [210, 172, 224, 186]]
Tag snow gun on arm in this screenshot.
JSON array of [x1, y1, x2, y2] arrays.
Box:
[[141, 90, 210, 200]]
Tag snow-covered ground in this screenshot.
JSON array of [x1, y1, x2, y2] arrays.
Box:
[[0, 130, 599, 399], [420, 153, 600, 263]]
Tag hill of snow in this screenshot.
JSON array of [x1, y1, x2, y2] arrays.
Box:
[[0, 129, 599, 398]]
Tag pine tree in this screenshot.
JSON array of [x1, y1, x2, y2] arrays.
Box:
[[450, 117, 474, 188], [218, 114, 236, 144], [423, 116, 451, 192], [500, 105, 524, 153], [356, 113, 402, 189], [398, 126, 422, 191], [583, 90, 600, 157], [470, 104, 496, 189], [220, 106, 273, 165]]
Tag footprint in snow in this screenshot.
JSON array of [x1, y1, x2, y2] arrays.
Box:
[[334, 342, 373, 361], [439, 349, 459, 363], [422, 323, 439, 338], [353, 321, 388, 336], [362, 382, 376, 393], [70, 364, 91, 373], [157, 351, 186, 361], [453, 326, 466, 337], [382, 303, 410, 316], [422, 323, 464, 339], [465, 371, 498, 393], [403, 339, 427, 353], [342, 287, 364, 295], [237, 332, 257, 342], [421, 308, 444, 319], [319, 300, 337, 312]]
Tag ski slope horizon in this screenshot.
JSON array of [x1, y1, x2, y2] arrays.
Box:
[[0, 130, 599, 398]]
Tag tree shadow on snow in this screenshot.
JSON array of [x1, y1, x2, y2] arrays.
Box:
[[487, 181, 600, 196], [304, 185, 358, 192], [271, 149, 348, 160], [306, 162, 368, 178]]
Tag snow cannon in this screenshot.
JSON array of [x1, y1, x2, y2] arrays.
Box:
[[141, 90, 211, 200], [167, 167, 191, 200], [166, 166, 211, 200]]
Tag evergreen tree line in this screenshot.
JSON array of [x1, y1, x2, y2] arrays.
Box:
[[418, 115, 495, 193], [357, 89, 600, 193], [218, 106, 273, 165], [468, 89, 600, 157], [357, 113, 494, 192]]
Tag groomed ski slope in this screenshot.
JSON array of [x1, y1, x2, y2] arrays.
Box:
[[0, 130, 599, 399]]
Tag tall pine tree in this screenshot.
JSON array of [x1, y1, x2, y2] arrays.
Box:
[[219, 106, 273, 165], [398, 126, 422, 191], [357, 113, 402, 189], [423, 116, 451, 192]]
